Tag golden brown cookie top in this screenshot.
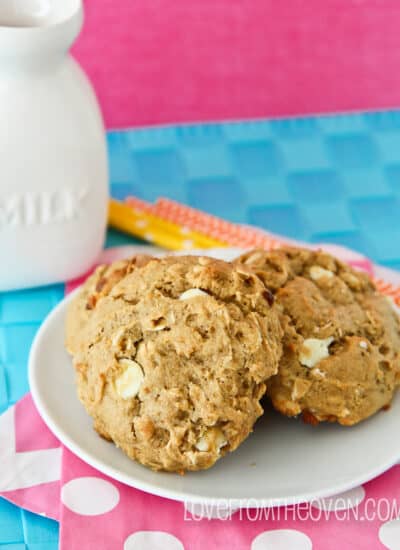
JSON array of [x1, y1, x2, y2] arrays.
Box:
[[236, 246, 374, 293], [110, 254, 276, 317], [236, 247, 400, 425], [85, 254, 154, 310], [235, 247, 390, 340], [65, 254, 153, 355], [68, 255, 283, 472]]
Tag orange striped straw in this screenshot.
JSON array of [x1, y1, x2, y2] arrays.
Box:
[[126, 196, 283, 250], [374, 279, 400, 306]]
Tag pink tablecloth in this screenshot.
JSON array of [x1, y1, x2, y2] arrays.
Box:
[[73, 0, 400, 129]]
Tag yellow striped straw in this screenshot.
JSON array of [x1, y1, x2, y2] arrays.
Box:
[[108, 199, 227, 251]]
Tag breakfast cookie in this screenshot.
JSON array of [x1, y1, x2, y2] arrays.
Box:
[[235, 247, 400, 426], [65, 254, 153, 355], [66, 255, 283, 472]]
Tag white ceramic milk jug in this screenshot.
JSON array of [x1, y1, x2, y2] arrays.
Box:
[[0, 0, 108, 291]]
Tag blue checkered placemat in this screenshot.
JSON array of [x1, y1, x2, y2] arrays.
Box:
[[1, 110, 400, 548]]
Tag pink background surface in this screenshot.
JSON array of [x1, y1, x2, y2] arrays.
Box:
[[73, 0, 400, 129]]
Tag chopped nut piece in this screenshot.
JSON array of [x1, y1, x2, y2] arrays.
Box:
[[342, 272, 361, 289], [111, 328, 126, 347], [312, 367, 326, 378], [291, 378, 312, 400], [74, 362, 87, 375], [146, 317, 168, 331], [179, 288, 208, 300], [302, 410, 320, 426], [198, 257, 211, 266]]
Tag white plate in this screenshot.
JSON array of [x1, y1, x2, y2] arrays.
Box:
[[29, 249, 400, 507]]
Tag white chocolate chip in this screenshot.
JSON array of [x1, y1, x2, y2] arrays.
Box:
[[195, 428, 227, 453], [309, 266, 334, 281], [359, 341, 368, 350], [179, 288, 208, 300], [114, 359, 144, 399], [195, 437, 209, 452], [145, 317, 168, 331], [299, 337, 334, 368]]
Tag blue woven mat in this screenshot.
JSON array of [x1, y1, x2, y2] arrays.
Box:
[[1, 110, 400, 548]]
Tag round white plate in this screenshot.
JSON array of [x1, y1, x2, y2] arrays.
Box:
[[29, 250, 400, 507]]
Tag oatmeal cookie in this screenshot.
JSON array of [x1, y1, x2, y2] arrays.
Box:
[[66, 255, 282, 472], [235, 247, 400, 426], [65, 254, 152, 355]]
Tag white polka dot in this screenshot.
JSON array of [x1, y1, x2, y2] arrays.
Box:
[[180, 226, 190, 235], [312, 486, 365, 511], [251, 529, 312, 550], [135, 219, 148, 229], [184, 501, 238, 519], [182, 239, 194, 249], [61, 477, 120, 516], [144, 233, 154, 242], [124, 531, 184, 550], [379, 518, 400, 550]]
